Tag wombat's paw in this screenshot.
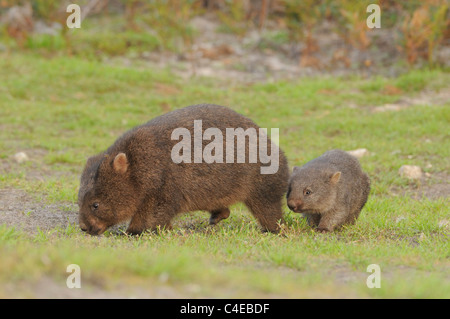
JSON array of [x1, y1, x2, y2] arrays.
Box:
[[316, 227, 331, 233], [209, 208, 230, 225], [209, 217, 221, 225], [125, 228, 144, 236], [261, 225, 281, 234]]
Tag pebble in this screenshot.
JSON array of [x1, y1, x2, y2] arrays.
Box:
[[438, 220, 449, 229], [398, 165, 423, 180], [347, 148, 369, 159], [13, 152, 28, 163], [418, 232, 426, 241]]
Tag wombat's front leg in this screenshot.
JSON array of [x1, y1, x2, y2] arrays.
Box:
[[317, 211, 347, 232], [127, 212, 174, 235], [126, 213, 150, 235], [209, 208, 230, 225], [126, 201, 177, 235], [304, 213, 321, 228]]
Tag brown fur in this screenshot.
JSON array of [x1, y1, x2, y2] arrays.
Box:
[[78, 104, 289, 235], [287, 149, 370, 232]]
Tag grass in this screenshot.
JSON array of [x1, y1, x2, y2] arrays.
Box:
[[0, 52, 449, 298]]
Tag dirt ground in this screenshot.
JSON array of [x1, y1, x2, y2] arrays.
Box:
[[0, 188, 78, 233], [100, 15, 450, 83]]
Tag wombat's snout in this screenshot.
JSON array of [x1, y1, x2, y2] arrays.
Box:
[[80, 224, 105, 236], [79, 223, 87, 232], [287, 199, 303, 212], [79, 217, 106, 236]]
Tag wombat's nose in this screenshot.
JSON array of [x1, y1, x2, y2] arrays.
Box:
[[287, 199, 302, 212], [79, 221, 88, 232], [287, 201, 297, 211]]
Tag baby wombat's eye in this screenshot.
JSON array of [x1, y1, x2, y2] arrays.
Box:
[[92, 202, 99, 210], [303, 189, 312, 196]]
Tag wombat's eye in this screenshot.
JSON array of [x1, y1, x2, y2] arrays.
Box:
[[92, 202, 99, 209], [304, 189, 312, 196]]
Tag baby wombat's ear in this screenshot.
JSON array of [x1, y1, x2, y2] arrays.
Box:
[[330, 171, 341, 184], [113, 153, 129, 174]]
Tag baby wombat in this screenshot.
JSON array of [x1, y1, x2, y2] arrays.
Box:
[[287, 149, 370, 232], [78, 104, 289, 235]]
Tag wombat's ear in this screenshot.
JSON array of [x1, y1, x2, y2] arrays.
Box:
[[113, 153, 129, 174], [330, 171, 341, 184]]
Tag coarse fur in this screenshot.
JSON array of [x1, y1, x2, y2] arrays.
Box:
[[286, 149, 370, 232], [78, 104, 289, 235]]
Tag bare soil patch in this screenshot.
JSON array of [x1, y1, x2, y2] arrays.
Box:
[[0, 188, 78, 233], [396, 172, 450, 200], [371, 89, 450, 113], [108, 15, 450, 83]]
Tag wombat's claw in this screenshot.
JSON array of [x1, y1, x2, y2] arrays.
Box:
[[125, 230, 144, 237], [209, 218, 220, 225]]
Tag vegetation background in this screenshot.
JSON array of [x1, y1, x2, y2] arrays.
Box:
[[0, 0, 448, 298]]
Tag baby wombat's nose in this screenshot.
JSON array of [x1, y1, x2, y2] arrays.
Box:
[[287, 199, 302, 212]]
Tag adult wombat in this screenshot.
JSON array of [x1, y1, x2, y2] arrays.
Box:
[[286, 149, 370, 232], [78, 104, 289, 235]]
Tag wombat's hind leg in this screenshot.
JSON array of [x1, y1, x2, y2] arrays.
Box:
[[245, 198, 283, 234], [209, 208, 230, 225]]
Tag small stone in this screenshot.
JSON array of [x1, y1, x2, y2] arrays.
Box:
[[347, 148, 369, 159], [373, 103, 404, 113], [438, 219, 449, 229], [399, 165, 423, 180], [13, 152, 28, 163], [418, 232, 426, 241], [266, 56, 286, 71]]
